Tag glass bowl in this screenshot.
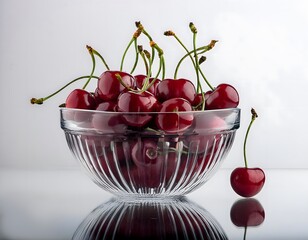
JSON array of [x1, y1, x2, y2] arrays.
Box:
[[61, 108, 240, 198], [72, 197, 227, 240]]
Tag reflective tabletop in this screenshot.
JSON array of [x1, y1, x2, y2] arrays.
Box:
[[0, 169, 307, 239]]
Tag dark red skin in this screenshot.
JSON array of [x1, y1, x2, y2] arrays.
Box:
[[95, 101, 117, 112], [130, 139, 163, 188], [205, 84, 239, 110], [156, 98, 193, 133], [230, 167, 265, 197], [117, 91, 158, 127], [192, 90, 212, 109], [134, 74, 161, 95], [65, 89, 96, 109], [96, 70, 135, 101], [155, 78, 196, 104], [230, 198, 265, 227]]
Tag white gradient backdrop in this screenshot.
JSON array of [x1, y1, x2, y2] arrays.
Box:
[[1, 0, 307, 170]]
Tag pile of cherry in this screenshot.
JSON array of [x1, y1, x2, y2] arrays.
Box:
[[31, 21, 264, 197], [65, 72, 239, 132]]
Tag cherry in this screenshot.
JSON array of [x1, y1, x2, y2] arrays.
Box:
[[230, 198, 265, 240], [92, 111, 127, 133], [155, 78, 196, 104], [65, 89, 96, 109], [230, 198, 265, 227], [192, 90, 212, 110], [134, 74, 161, 95], [156, 98, 193, 133], [117, 91, 158, 127], [95, 101, 117, 112], [230, 108, 265, 197], [130, 138, 163, 188], [96, 70, 135, 101], [231, 168, 265, 197], [205, 83, 239, 110]]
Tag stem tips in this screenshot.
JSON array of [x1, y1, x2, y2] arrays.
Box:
[[30, 98, 44, 105]]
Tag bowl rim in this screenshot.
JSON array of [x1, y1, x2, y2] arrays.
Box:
[[60, 107, 241, 115]]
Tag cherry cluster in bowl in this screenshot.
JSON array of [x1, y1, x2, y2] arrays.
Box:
[[31, 21, 240, 133], [66, 71, 239, 132]]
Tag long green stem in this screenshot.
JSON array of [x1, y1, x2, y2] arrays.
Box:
[[139, 48, 149, 75], [82, 46, 96, 89], [30, 75, 99, 105], [173, 46, 204, 79], [150, 41, 165, 79], [120, 37, 134, 71], [190, 23, 202, 94], [130, 39, 139, 74], [135, 21, 156, 72], [243, 108, 258, 168], [92, 49, 110, 70]]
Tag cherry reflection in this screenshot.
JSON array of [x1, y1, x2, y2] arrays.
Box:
[[230, 198, 265, 239], [73, 197, 227, 240]]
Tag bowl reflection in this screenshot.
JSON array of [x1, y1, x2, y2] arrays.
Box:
[[72, 197, 227, 240]]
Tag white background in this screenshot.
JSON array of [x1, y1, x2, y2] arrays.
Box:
[[1, 0, 308, 170]]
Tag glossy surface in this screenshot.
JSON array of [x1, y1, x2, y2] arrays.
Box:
[[60, 108, 240, 197], [230, 167, 266, 197], [1, 169, 307, 239], [156, 78, 197, 103], [205, 84, 239, 110], [73, 198, 227, 239]]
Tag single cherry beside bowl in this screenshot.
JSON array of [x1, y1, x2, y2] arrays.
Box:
[[230, 167, 265, 197], [230, 108, 265, 197]]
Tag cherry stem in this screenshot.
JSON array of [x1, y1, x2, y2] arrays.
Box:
[[140, 41, 164, 92], [138, 46, 150, 76], [164, 30, 203, 93], [82, 45, 96, 89], [243, 226, 247, 240], [120, 26, 143, 72], [135, 21, 156, 68], [91, 48, 110, 70], [30, 75, 99, 105], [130, 39, 139, 74], [115, 73, 134, 91], [243, 108, 258, 168], [190, 22, 203, 94], [120, 37, 134, 72]]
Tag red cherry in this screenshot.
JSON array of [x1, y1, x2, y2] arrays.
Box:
[[156, 78, 196, 103], [65, 89, 96, 109], [230, 198, 265, 227], [230, 167, 265, 197], [92, 111, 127, 133], [230, 108, 264, 197], [156, 98, 193, 133], [96, 70, 135, 101], [130, 139, 163, 188], [192, 90, 212, 109], [117, 91, 158, 127], [134, 74, 161, 95], [95, 101, 117, 112], [205, 83, 239, 110]]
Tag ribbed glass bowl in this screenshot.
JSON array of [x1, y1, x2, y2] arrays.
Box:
[[61, 108, 240, 198], [72, 197, 227, 240]]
